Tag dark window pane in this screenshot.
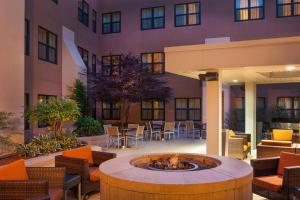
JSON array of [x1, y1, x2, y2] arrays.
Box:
[[176, 16, 186, 26], [154, 18, 164, 28], [142, 19, 152, 29]]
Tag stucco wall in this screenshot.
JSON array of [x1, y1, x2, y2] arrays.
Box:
[[0, 1, 25, 135]]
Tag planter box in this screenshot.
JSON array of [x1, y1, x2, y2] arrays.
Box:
[[78, 135, 107, 147]]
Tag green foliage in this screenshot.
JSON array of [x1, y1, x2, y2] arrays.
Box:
[[27, 98, 80, 134], [74, 116, 103, 137], [0, 112, 14, 130], [16, 133, 81, 158], [69, 80, 90, 116]]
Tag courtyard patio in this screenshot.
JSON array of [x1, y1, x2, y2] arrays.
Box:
[[20, 137, 267, 200]]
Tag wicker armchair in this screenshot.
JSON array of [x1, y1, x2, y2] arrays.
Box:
[[55, 151, 116, 199], [225, 130, 250, 160], [0, 167, 65, 200], [251, 157, 300, 199]]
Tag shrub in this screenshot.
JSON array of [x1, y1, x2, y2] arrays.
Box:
[[74, 116, 103, 137], [69, 79, 90, 116], [27, 98, 80, 135], [16, 133, 81, 158]]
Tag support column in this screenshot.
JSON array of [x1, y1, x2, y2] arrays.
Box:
[[245, 82, 257, 149], [206, 76, 222, 156]]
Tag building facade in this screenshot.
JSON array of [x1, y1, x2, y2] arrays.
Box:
[[1, 0, 300, 145]]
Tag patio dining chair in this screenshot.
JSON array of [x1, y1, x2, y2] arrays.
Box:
[[145, 121, 161, 141], [152, 121, 163, 131], [185, 121, 201, 139], [128, 124, 139, 129], [106, 126, 125, 149], [127, 126, 145, 147], [163, 122, 176, 141]]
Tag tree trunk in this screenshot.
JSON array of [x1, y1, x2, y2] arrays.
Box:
[[120, 99, 130, 129]]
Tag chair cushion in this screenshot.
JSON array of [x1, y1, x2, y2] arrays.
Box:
[[243, 145, 248, 152], [89, 167, 100, 182], [261, 140, 292, 147], [63, 146, 94, 165], [228, 130, 235, 137], [49, 188, 64, 200], [272, 129, 293, 141], [253, 175, 283, 192], [247, 142, 251, 148], [0, 159, 29, 180], [277, 152, 300, 175]]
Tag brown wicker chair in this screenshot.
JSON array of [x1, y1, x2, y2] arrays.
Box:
[[251, 157, 300, 200], [55, 151, 116, 199], [224, 130, 251, 160], [0, 167, 65, 200]]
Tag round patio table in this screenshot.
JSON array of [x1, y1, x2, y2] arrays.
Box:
[[120, 128, 135, 149]]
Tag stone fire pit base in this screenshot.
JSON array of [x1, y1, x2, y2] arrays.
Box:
[[99, 154, 253, 200]]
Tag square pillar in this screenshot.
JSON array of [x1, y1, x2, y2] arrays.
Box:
[[206, 77, 222, 156], [245, 82, 256, 149]]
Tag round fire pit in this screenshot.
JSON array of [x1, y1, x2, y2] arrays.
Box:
[[131, 154, 220, 172], [99, 153, 253, 200]]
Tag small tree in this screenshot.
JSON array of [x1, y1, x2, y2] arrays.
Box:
[[27, 98, 80, 134], [69, 79, 90, 116], [89, 53, 172, 128]]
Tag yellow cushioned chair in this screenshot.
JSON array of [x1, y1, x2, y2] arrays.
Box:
[[272, 129, 293, 141]]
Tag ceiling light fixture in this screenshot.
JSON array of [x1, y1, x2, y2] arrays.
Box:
[[233, 80, 238, 83], [286, 65, 296, 71]]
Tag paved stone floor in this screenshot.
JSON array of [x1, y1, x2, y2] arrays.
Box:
[[28, 138, 266, 200], [89, 138, 265, 200]]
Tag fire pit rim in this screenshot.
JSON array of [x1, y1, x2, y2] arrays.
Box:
[[129, 153, 222, 172]]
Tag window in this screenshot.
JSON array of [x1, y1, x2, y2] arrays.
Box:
[[37, 95, 57, 128], [78, 47, 89, 71], [175, 2, 201, 27], [102, 12, 121, 34], [101, 55, 121, 76], [25, 19, 30, 56], [141, 6, 165, 30], [92, 54, 97, 74], [102, 102, 120, 120], [78, 0, 89, 26], [235, 0, 264, 21], [277, 97, 300, 122], [277, 0, 300, 17], [38, 27, 57, 64], [175, 98, 201, 121], [92, 10, 97, 33], [141, 52, 165, 74], [141, 100, 165, 120], [52, 0, 58, 4]]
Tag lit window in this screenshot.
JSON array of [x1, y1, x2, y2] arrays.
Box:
[[235, 0, 264, 21], [141, 100, 165, 120], [175, 2, 201, 27], [175, 98, 201, 121], [38, 27, 57, 64], [141, 52, 165, 74], [277, 0, 300, 17], [101, 55, 121, 76]]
